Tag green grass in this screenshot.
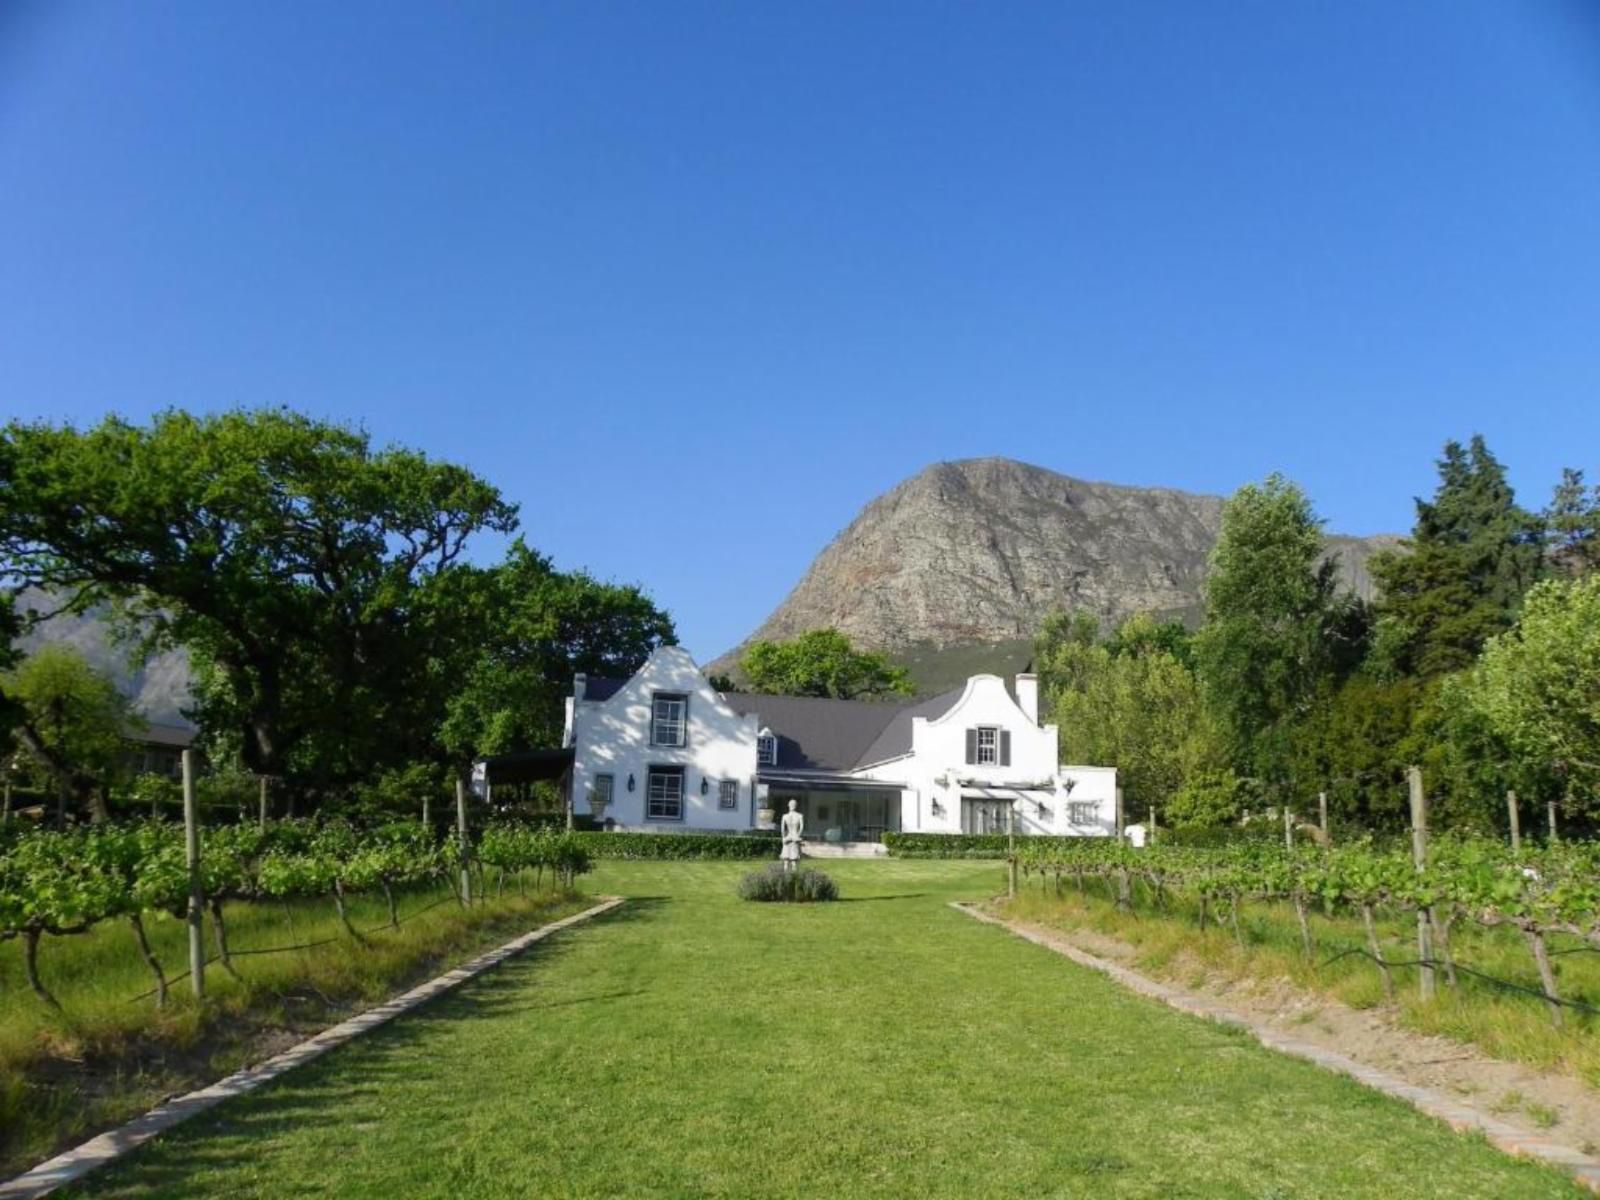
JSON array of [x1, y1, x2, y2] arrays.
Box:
[[1003, 871, 1600, 1086], [1, 878, 586, 1176], [58, 860, 1584, 1198]]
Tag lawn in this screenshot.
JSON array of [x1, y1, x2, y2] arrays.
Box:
[[1, 880, 586, 1177], [64, 859, 1582, 1198]]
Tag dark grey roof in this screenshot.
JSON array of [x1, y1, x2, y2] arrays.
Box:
[[854, 686, 965, 767], [127, 723, 196, 749], [722, 687, 964, 773], [580, 676, 627, 702]]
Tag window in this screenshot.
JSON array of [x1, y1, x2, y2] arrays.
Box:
[[646, 767, 685, 820], [964, 726, 1011, 766], [651, 693, 687, 747], [757, 732, 777, 766], [1068, 801, 1097, 825], [591, 774, 614, 810], [718, 779, 738, 810]]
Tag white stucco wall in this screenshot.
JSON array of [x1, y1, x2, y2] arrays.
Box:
[[569, 646, 759, 832], [566, 660, 1115, 839], [854, 675, 1115, 837]]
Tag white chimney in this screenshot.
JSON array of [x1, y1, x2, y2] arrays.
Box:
[[1015, 674, 1039, 725], [574, 673, 588, 701]]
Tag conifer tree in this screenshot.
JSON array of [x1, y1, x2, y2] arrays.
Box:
[[1368, 436, 1544, 679]]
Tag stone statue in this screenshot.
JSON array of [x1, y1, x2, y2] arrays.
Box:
[[780, 799, 804, 871]]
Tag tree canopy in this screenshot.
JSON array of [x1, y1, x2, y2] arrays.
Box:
[[2, 643, 135, 822], [0, 409, 518, 785], [1369, 436, 1545, 679], [1037, 611, 1220, 823], [1456, 574, 1600, 811], [438, 539, 676, 761], [739, 629, 912, 700], [1191, 474, 1359, 786]]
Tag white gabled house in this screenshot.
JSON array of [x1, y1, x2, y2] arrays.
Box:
[[497, 645, 1116, 842]]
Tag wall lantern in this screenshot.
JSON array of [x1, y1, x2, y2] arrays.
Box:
[[626, 773, 635, 792], [700, 776, 709, 795]]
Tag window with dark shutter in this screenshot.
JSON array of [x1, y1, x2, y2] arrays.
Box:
[[1000, 730, 1012, 767], [965, 728, 977, 764]]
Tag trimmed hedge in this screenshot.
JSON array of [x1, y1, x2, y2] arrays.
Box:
[[572, 831, 782, 860], [882, 832, 1102, 859]]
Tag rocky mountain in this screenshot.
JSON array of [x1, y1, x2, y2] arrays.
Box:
[[716, 458, 1399, 683]]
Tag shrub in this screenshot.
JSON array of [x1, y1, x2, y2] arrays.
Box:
[[572, 831, 781, 861], [882, 832, 1100, 859], [737, 864, 838, 903]]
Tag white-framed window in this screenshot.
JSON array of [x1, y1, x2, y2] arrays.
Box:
[[646, 766, 685, 820], [976, 726, 999, 765], [757, 732, 777, 766], [1068, 801, 1097, 825], [718, 779, 738, 810], [591, 774, 614, 809], [651, 693, 687, 747]]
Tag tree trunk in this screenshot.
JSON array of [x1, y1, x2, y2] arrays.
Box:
[[1228, 895, 1245, 951], [128, 913, 169, 1009], [208, 897, 242, 981], [1362, 904, 1394, 1002], [381, 880, 399, 929], [331, 882, 365, 942], [23, 927, 60, 1010], [1116, 867, 1132, 913], [1197, 895, 1208, 931], [1525, 926, 1564, 1029]]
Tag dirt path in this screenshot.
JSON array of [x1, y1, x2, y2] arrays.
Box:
[[981, 902, 1600, 1164]]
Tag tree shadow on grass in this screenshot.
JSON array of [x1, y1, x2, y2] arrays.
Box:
[[834, 893, 928, 903]]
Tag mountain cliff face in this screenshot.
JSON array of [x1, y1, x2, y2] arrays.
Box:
[[719, 458, 1398, 669]]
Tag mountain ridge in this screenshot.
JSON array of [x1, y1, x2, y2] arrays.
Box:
[[715, 457, 1399, 676]]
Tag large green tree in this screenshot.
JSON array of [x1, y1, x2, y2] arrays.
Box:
[[0, 409, 517, 790], [2, 643, 135, 823], [740, 629, 912, 700], [1368, 436, 1545, 679], [1192, 475, 1359, 786], [1037, 611, 1220, 823], [438, 539, 676, 761], [1454, 574, 1600, 815]]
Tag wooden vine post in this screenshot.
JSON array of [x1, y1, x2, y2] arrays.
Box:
[[258, 775, 270, 830], [1548, 799, 1560, 843], [1282, 806, 1293, 852], [182, 748, 205, 1000], [1506, 789, 1521, 853], [1114, 785, 1125, 841], [1007, 800, 1018, 898], [456, 774, 472, 905], [1407, 766, 1434, 1002], [1318, 791, 1328, 844]]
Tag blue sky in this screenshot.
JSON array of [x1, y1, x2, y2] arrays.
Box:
[[3, 2, 1598, 659]]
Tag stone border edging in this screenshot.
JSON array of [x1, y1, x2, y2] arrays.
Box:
[[951, 901, 1600, 1194], [0, 896, 627, 1200]]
